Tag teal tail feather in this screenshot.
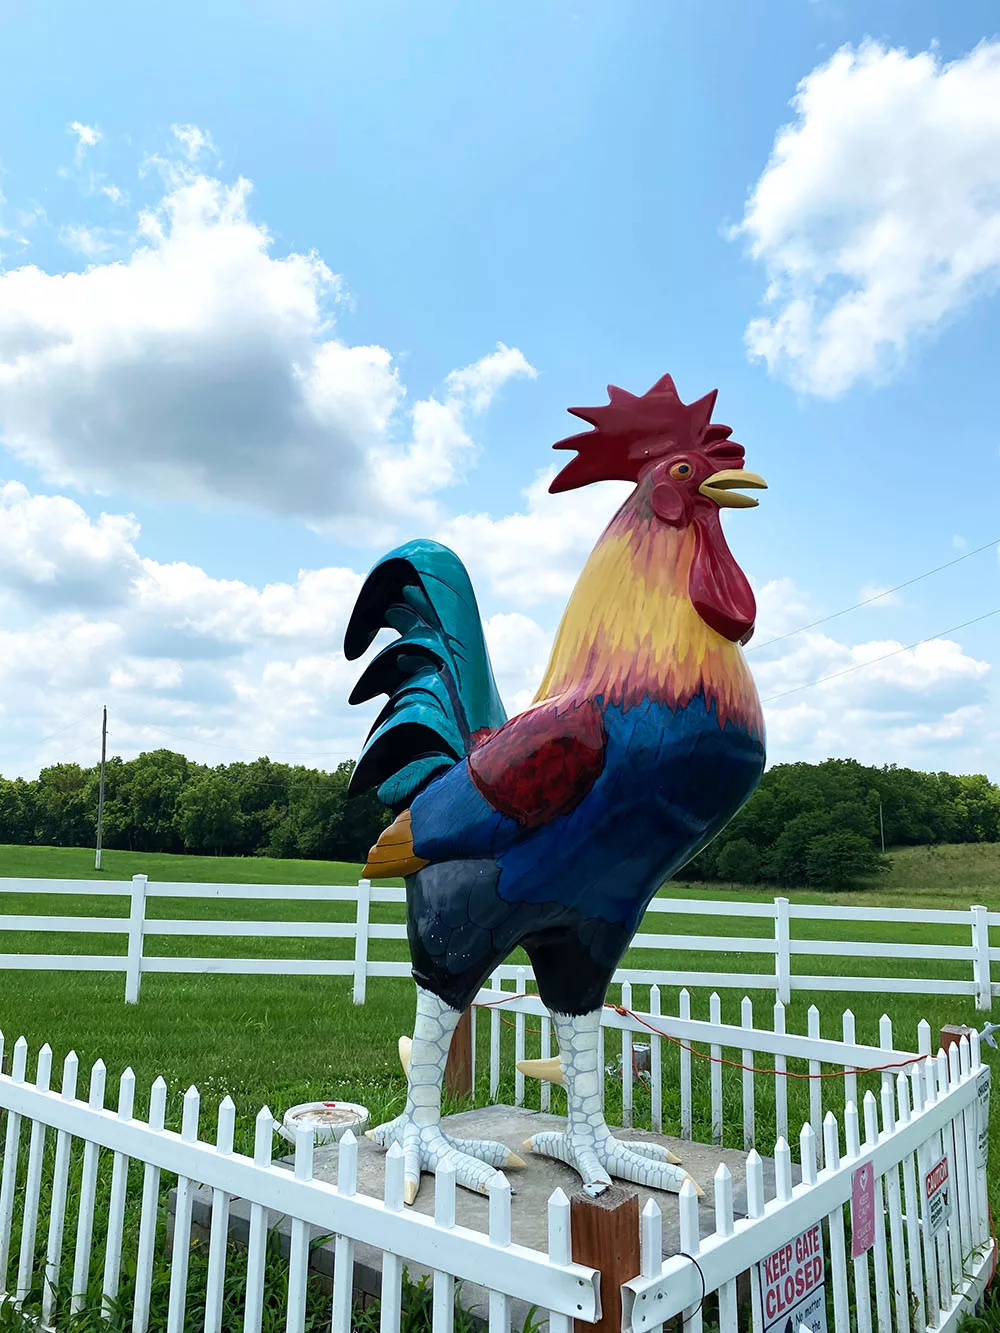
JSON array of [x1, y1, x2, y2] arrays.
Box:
[[344, 539, 507, 810]]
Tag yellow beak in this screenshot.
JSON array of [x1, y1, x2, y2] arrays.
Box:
[[698, 468, 768, 509]]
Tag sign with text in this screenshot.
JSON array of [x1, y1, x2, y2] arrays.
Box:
[[977, 1066, 991, 1169], [756, 1223, 828, 1333], [851, 1162, 876, 1257], [924, 1155, 952, 1237]]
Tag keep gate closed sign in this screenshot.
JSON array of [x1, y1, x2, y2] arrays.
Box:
[[756, 1222, 828, 1333]]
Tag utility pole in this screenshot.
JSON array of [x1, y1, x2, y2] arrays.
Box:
[[95, 706, 107, 871]]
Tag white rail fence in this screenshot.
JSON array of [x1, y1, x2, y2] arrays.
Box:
[[0, 874, 997, 1009], [0, 993, 993, 1332]]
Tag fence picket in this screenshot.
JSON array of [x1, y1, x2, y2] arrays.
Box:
[[41, 1049, 79, 1328], [879, 1080, 910, 1333], [909, 1067, 941, 1324], [546, 1188, 572, 1333], [936, 1050, 964, 1303], [622, 981, 634, 1128], [741, 996, 754, 1150], [514, 968, 527, 1108], [0, 1036, 29, 1292], [332, 1129, 359, 1333], [713, 1164, 737, 1330], [489, 971, 501, 1101], [775, 1136, 793, 1201], [204, 1096, 236, 1333], [132, 1076, 167, 1333], [808, 1007, 822, 1145], [540, 1014, 552, 1114], [165, 1085, 200, 1333], [879, 1014, 895, 1110], [488, 1171, 512, 1333], [895, 1073, 927, 1332], [432, 1158, 457, 1333], [100, 1065, 136, 1317], [649, 985, 662, 1133], [678, 1178, 702, 1332], [823, 1112, 850, 1333], [959, 1035, 984, 1249], [286, 1127, 313, 1333], [845, 1101, 872, 1333], [745, 1150, 764, 1331], [773, 1000, 788, 1145], [71, 1057, 107, 1316], [862, 1091, 891, 1333], [842, 1010, 858, 1112], [243, 1106, 275, 1333], [709, 993, 722, 1147], [15, 1043, 51, 1306], [679, 989, 692, 1141], [948, 1043, 973, 1264], [380, 1143, 405, 1333], [971, 1030, 990, 1244]]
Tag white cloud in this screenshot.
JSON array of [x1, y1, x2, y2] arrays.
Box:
[[484, 611, 552, 713], [733, 39, 1000, 395], [67, 121, 101, 164], [59, 223, 116, 257], [0, 482, 140, 607], [101, 185, 127, 206], [0, 172, 533, 534], [171, 124, 216, 162], [436, 468, 631, 605]]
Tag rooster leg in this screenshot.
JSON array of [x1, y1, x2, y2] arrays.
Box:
[[368, 987, 524, 1204], [524, 1009, 701, 1198]]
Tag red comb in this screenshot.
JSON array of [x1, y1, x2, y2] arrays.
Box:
[[549, 373, 742, 493]]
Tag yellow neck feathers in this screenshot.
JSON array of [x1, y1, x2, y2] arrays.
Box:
[[534, 513, 762, 732]]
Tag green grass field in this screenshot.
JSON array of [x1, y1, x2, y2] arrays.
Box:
[[0, 841, 998, 1327]]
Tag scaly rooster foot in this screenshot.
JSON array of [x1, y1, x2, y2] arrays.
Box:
[[525, 1125, 700, 1198], [369, 1114, 525, 1204]]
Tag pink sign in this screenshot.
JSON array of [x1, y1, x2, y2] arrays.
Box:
[[851, 1163, 876, 1257]]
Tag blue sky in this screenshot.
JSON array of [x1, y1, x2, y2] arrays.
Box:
[[0, 0, 999, 779]]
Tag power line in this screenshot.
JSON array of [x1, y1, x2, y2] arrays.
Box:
[[747, 536, 1000, 654], [1, 707, 98, 758], [762, 607, 1000, 704]]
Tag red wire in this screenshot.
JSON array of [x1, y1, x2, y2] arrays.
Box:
[[475, 994, 930, 1081]]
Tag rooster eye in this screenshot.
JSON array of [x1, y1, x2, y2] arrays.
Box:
[[669, 461, 693, 481]]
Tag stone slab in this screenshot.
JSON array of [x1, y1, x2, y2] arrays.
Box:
[[176, 1105, 796, 1325]]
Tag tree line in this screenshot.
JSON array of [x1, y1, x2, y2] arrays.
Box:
[[686, 758, 1000, 888], [0, 751, 389, 863], [0, 751, 998, 884]]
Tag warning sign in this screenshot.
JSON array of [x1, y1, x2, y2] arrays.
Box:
[[979, 1069, 992, 1164], [756, 1222, 828, 1333], [924, 1155, 952, 1237]]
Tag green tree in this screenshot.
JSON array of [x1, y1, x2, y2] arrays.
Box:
[[715, 838, 761, 885], [805, 832, 885, 888], [174, 774, 243, 854]]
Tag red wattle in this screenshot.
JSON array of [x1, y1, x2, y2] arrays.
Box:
[[689, 512, 756, 643]]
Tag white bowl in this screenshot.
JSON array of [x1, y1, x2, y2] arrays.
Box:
[[276, 1100, 370, 1147]]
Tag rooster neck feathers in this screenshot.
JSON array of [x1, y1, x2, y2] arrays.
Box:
[[534, 494, 763, 735]]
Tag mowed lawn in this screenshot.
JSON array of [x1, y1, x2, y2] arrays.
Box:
[[1, 841, 999, 1201]]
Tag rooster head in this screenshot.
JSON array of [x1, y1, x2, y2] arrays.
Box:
[[550, 373, 766, 645]]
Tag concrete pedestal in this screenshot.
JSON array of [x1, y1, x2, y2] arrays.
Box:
[[176, 1105, 792, 1325]]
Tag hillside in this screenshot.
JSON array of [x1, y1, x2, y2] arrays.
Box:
[[1, 840, 997, 897]]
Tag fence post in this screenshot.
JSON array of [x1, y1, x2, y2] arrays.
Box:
[[124, 874, 147, 1004], [571, 1185, 640, 1333], [971, 905, 991, 1012], [774, 897, 791, 1006], [445, 1009, 474, 1099], [353, 879, 371, 1005]]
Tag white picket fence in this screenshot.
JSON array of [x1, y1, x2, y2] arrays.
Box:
[[0, 874, 997, 1009], [0, 987, 993, 1332], [484, 984, 995, 1331]]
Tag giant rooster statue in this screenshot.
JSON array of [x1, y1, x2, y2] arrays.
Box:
[[345, 373, 766, 1204]]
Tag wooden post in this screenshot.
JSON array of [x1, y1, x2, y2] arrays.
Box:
[[941, 1024, 972, 1053], [445, 1008, 473, 1099], [570, 1186, 640, 1333]]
